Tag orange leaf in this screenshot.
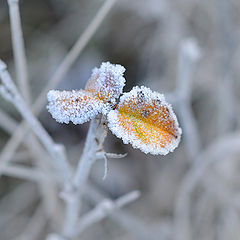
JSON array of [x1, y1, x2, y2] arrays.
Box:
[[107, 86, 181, 155]]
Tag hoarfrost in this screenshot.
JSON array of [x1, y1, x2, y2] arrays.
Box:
[[47, 90, 107, 124], [107, 86, 182, 155], [47, 62, 126, 125], [85, 62, 126, 105]]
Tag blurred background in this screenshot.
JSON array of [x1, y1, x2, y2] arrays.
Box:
[[0, 0, 240, 239]]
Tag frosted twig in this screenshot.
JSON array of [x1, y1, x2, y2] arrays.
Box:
[[0, 109, 49, 167], [177, 103, 200, 158], [0, 60, 72, 183], [172, 38, 201, 159], [174, 131, 240, 240], [61, 115, 108, 239], [176, 39, 201, 101], [0, 0, 116, 177], [0, 109, 17, 134], [74, 190, 140, 236], [110, 210, 160, 240], [73, 116, 108, 190], [1, 164, 59, 184], [0, 108, 61, 221], [7, 0, 31, 103], [83, 185, 161, 240]]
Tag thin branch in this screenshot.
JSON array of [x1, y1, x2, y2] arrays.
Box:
[[170, 38, 201, 159], [0, 0, 116, 178], [109, 209, 160, 240], [0, 80, 64, 225], [176, 38, 201, 101], [74, 190, 140, 236], [83, 184, 161, 240], [62, 115, 108, 239], [0, 60, 72, 183], [1, 164, 59, 184], [7, 0, 31, 102], [0, 109, 17, 134]]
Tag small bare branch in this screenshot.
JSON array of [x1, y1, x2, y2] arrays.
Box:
[[0, 60, 72, 183], [75, 190, 140, 236], [1, 164, 59, 184], [62, 115, 108, 238], [7, 0, 31, 102]]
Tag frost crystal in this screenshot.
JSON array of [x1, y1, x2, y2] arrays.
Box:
[[47, 90, 107, 124], [47, 62, 126, 125], [107, 86, 182, 155], [85, 62, 126, 105]]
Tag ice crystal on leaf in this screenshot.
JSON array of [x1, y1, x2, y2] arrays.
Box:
[[47, 62, 126, 124], [47, 62, 181, 155], [47, 90, 107, 124], [107, 86, 182, 155], [85, 62, 126, 105]]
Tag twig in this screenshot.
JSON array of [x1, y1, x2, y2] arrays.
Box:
[[110, 210, 160, 240], [0, 109, 17, 134], [74, 190, 140, 236], [176, 39, 201, 101], [83, 184, 161, 240], [171, 38, 201, 159], [73, 116, 108, 189], [0, 0, 116, 178], [61, 115, 108, 239], [0, 108, 61, 221], [7, 0, 31, 102], [0, 60, 72, 184], [1, 164, 59, 184]]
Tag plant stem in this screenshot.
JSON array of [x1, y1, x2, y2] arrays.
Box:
[[62, 115, 108, 239], [8, 0, 31, 103], [0, 60, 72, 183]]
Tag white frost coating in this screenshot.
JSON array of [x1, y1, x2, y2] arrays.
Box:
[[85, 62, 126, 104], [46, 62, 126, 125], [107, 86, 182, 155], [47, 90, 108, 124]]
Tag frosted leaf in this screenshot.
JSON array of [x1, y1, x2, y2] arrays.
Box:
[[107, 86, 182, 155], [47, 90, 108, 124], [85, 62, 126, 105]]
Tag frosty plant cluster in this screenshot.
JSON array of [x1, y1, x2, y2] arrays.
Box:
[[47, 62, 182, 155]]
